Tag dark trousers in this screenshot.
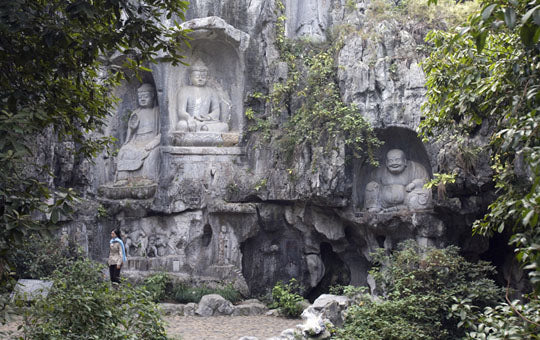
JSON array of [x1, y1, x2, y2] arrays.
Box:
[[109, 265, 121, 283]]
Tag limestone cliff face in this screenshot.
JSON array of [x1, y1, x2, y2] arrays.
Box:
[[53, 0, 509, 296]]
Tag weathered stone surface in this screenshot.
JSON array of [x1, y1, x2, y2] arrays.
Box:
[[184, 302, 197, 316], [232, 300, 268, 316], [337, 24, 427, 130], [98, 182, 157, 200], [196, 294, 235, 316], [11, 279, 53, 302], [298, 307, 327, 338], [312, 294, 349, 310]]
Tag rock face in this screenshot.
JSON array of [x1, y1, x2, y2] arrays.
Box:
[[56, 0, 503, 297]]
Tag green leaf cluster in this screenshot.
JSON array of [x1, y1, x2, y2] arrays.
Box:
[[4, 232, 82, 283], [451, 297, 540, 339], [333, 241, 501, 340], [142, 273, 242, 304], [419, 0, 540, 293], [20, 258, 169, 340], [270, 278, 304, 318]]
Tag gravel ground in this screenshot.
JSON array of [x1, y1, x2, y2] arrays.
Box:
[[165, 315, 300, 340], [0, 315, 301, 340]]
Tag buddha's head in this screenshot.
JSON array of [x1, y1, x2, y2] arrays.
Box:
[[137, 83, 155, 108], [385, 149, 407, 175], [189, 59, 209, 87]]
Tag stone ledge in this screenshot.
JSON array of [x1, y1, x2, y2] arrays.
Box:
[[162, 146, 245, 156], [169, 132, 241, 147], [208, 202, 257, 214], [98, 183, 157, 200]]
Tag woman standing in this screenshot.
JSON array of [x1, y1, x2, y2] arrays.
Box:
[[108, 229, 127, 284]]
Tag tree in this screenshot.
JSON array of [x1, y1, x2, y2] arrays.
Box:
[[0, 0, 190, 282], [333, 241, 501, 340], [420, 0, 540, 293]]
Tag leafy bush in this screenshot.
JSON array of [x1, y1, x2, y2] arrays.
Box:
[[171, 282, 241, 304], [333, 241, 502, 340], [451, 296, 540, 339], [6, 233, 82, 280], [270, 279, 304, 318], [144, 273, 173, 303], [21, 258, 169, 340]]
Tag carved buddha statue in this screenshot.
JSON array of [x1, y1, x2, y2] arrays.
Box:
[[364, 149, 432, 212], [114, 83, 160, 186], [175, 60, 229, 133]]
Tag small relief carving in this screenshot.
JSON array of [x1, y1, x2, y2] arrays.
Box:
[[364, 149, 432, 212], [125, 229, 148, 257], [125, 226, 188, 258], [174, 60, 229, 133]]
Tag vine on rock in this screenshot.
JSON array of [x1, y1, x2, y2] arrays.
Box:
[[246, 0, 381, 165]]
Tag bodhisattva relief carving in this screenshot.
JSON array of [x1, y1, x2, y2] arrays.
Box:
[[125, 227, 187, 258], [364, 149, 432, 212], [174, 60, 229, 133], [115, 83, 161, 186]]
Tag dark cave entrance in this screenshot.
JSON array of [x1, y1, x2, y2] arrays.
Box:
[[307, 242, 351, 301]]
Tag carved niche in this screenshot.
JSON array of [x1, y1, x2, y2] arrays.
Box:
[[166, 17, 249, 147], [99, 82, 161, 200], [355, 127, 434, 213]]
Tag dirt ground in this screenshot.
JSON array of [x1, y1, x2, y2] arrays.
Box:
[[0, 314, 301, 340]]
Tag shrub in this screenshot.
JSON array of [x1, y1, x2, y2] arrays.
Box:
[[6, 233, 82, 280], [270, 279, 304, 318], [171, 282, 241, 304], [144, 273, 173, 302], [21, 258, 169, 340], [451, 296, 540, 339], [333, 241, 502, 340]]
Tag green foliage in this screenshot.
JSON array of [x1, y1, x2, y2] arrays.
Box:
[[451, 296, 540, 339], [144, 273, 173, 303], [0, 0, 190, 286], [424, 172, 457, 199], [21, 258, 169, 340], [172, 283, 242, 304], [270, 279, 304, 318], [5, 233, 82, 281], [140, 276, 242, 304], [333, 241, 501, 340], [419, 0, 540, 292], [254, 178, 268, 192]]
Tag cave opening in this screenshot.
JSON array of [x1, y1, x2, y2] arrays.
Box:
[[307, 242, 351, 301], [202, 224, 212, 247]]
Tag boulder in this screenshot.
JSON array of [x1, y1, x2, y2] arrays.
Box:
[[184, 302, 197, 316], [195, 294, 234, 316], [233, 300, 268, 316], [312, 294, 349, 310], [299, 307, 326, 337], [312, 294, 351, 328]]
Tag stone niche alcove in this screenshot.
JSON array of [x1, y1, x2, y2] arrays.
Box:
[[164, 16, 249, 147], [96, 69, 163, 200], [353, 126, 433, 212]]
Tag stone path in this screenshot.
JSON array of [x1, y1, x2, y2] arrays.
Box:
[[0, 315, 301, 340], [165, 315, 300, 340]]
